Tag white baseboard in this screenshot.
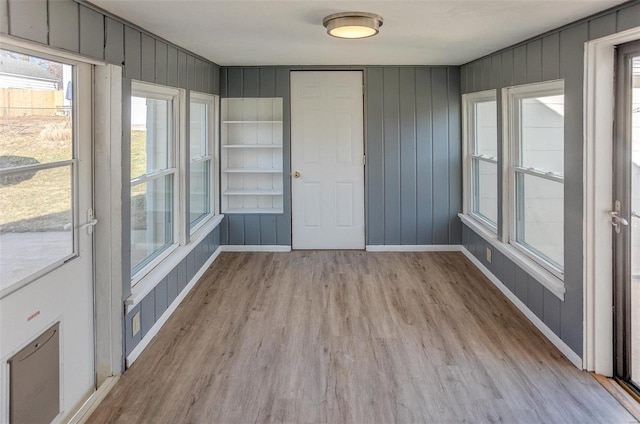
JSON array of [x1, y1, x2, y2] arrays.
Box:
[[220, 245, 291, 252], [366, 245, 463, 252], [126, 246, 223, 367], [68, 376, 119, 424], [460, 247, 583, 369]]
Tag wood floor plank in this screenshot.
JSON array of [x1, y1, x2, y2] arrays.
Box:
[[90, 252, 635, 423]]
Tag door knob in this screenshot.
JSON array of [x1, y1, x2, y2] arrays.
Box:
[[293, 171, 301, 178]]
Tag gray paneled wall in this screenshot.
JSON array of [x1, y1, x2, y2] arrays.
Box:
[[219, 66, 462, 246], [125, 230, 220, 357], [1, 0, 220, 93], [460, 1, 640, 357]]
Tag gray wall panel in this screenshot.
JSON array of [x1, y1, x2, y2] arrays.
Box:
[[543, 288, 561, 335], [617, 2, 640, 32], [177, 257, 187, 293], [513, 45, 527, 86], [447, 68, 462, 244], [527, 275, 544, 318], [8, 0, 47, 43], [124, 26, 141, 80], [228, 215, 245, 245], [541, 33, 560, 81], [515, 267, 528, 304], [203, 63, 211, 93], [140, 293, 155, 338], [415, 67, 433, 245], [399, 68, 417, 245], [154, 277, 168, 320], [167, 267, 178, 304], [79, 5, 104, 59], [195, 59, 203, 92], [383, 67, 402, 245], [501, 49, 514, 87], [141, 34, 155, 83], [589, 12, 616, 40], [178, 51, 188, 89], [187, 251, 196, 282], [260, 216, 277, 245], [491, 55, 502, 90], [244, 216, 261, 245], [186, 55, 195, 90], [259, 67, 276, 96], [431, 67, 450, 245], [166, 45, 178, 87], [472, 60, 482, 93], [155, 41, 168, 85], [104, 18, 124, 65], [481, 57, 492, 91], [243, 67, 259, 96], [366, 67, 386, 245], [0, 0, 7, 34], [49, 0, 79, 52], [124, 304, 140, 357], [460, 65, 467, 94], [526, 39, 542, 83]]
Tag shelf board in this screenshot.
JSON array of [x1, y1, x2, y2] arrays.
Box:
[[224, 189, 283, 196], [222, 168, 282, 173], [222, 144, 283, 149], [222, 120, 283, 124], [223, 208, 283, 214]]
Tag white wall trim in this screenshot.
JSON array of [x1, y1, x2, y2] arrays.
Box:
[[68, 376, 119, 424], [220, 245, 292, 252], [365, 245, 463, 252], [461, 247, 583, 369], [583, 27, 640, 376], [125, 246, 223, 366]]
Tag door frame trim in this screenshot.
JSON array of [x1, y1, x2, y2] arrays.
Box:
[[584, 26, 640, 375]]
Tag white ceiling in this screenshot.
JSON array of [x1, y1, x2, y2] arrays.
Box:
[[90, 0, 626, 66]]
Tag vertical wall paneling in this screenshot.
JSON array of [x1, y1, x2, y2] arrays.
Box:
[[589, 13, 616, 41], [541, 33, 560, 81], [543, 288, 561, 335], [617, 2, 640, 32], [49, 0, 79, 52], [383, 67, 402, 245], [140, 34, 155, 83], [275, 67, 292, 245], [104, 18, 125, 65], [154, 277, 168, 320], [481, 57, 492, 91], [399, 68, 417, 245], [501, 49, 514, 88], [526, 39, 542, 83], [527, 275, 544, 318], [166, 45, 178, 87], [447, 68, 462, 244], [203, 63, 211, 93], [155, 41, 168, 85], [194, 59, 203, 92], [431, 68, 450, 244], [365, 67, 385, 245], [513, 45, 527, 86], [124, 26, 141, 80], [7, 0, 48, 44], [472, 60, 482, 92], [79, 5, 104, 59], [490, 55, 502, 90], [177, 51, 188, 89], [415, 67, 433, 244], [0, 0, 8, 34], [186, 55, 196, 90], [243, 67, 259, 96]]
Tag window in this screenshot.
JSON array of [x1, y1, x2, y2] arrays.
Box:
[[463, 90, 498, 230], [189, 93, 217, 232], [0, 49, 78, 291], [130, 82, 180, 279], [505, 80, 564, 277]]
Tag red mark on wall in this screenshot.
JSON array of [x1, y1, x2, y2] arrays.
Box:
[[27, 311, 40, 321]]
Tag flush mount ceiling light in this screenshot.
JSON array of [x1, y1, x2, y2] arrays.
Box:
[[322, 12, 383, 39]]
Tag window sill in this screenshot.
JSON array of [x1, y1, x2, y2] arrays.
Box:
[[126, 214, 224, 309], [459, 213, 566, 301]]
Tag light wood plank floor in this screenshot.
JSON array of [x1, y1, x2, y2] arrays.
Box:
[[90, 252, 634, 423]]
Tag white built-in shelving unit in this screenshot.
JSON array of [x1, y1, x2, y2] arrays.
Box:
[[221, 98, 284, 214]]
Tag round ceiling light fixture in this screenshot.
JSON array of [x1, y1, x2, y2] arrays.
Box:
[[322, 12, 383, 39]]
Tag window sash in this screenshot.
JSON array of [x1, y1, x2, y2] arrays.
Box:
[[471, 157, 498, 229]]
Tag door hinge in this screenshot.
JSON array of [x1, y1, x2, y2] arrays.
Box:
[[363, 155, 366, 166]]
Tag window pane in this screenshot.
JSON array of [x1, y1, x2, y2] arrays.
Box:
[[190, 160, 210, 226], [131, 96, 170, 179], [520, 95, 564, 174], [0, 166, 73, 289], [473, 159, 497, 226], [190, 102, 208, 158], [516, 173, 564, 269], [131, 175, 174, 274], [474, 100, 497, 157], [0, 50, 74, 165]]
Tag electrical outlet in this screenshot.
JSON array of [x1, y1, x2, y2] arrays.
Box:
[[132, 312, 141, 337], [486, 247, 492, 263]]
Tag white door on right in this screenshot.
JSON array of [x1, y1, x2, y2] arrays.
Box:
[[290, 71, 364, 249]]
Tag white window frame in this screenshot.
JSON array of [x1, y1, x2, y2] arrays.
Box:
[[189, 92, 219, 236], [462, 90, 498, 233], [130, 81, 182, 286], [503, 79, 565, 282]]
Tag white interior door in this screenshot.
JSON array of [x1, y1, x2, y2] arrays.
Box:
[[0, 47, 95, 422], [291, 71, 365, 249]]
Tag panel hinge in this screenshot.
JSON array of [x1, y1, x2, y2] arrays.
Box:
[[363, 155, 366, 166]]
